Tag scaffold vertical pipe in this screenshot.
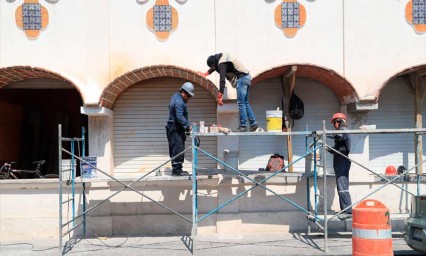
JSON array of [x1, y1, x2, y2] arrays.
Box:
[[71, 140, 76, 226], [305, 126, 310, 234], [81, 127, 87, 237], [191, 130, 198, 254], [313, 137, 318, 219], [322, 121, 328, 252], [416, 132, 422, 195], [58, 125, 63, 256]]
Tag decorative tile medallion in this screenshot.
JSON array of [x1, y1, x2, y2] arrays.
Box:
[[275, 0, 306, 38], [412, 0, 426, 25], [153, 5, 172, 32], [147, 0, 179, 41], [406, 0, 426, 33], [22, 3, 42, 30], [16, 0, 49, 39], [281, 2, 300, 28]]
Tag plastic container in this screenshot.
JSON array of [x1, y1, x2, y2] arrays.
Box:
[[210, 125, 219, 133], [80, 156, 97, 178], [199, 121, 205, 133], [266, 110, 283, 132]]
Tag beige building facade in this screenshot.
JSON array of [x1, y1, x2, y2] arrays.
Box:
[[0, 0, 425, 239]]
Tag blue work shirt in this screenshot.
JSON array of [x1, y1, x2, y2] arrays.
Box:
[[167, 92, 189, 131], [328, 126, 351, 169]]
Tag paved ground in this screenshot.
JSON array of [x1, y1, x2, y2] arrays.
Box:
[[0, 233, 420, 256]]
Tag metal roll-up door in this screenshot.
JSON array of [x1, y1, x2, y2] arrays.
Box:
[[239, 78, 339, 172], [113, 78, 217, 175], [368, 78, 426, 171]]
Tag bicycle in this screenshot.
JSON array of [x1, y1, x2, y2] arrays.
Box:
[[0, 160, 58, 179]]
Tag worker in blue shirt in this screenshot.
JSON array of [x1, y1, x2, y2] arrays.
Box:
[[166, 82, 194, 176]]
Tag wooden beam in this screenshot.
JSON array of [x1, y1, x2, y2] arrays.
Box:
[[284, 65, 297, 78], [403, 74, 416, 95], [417, 68, 426, 77], [282, 66, 297, 172]]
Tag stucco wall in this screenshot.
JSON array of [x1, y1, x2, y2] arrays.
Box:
[[0, 178, 419, 239], [1, 0, 424, 103]]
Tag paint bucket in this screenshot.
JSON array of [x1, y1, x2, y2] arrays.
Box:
[[266, 110, 283, 132]]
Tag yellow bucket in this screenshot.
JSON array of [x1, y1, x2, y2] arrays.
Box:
[[266, 110, 283, 132]]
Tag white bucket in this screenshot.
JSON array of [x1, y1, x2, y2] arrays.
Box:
[[266, 110, 283, 132]]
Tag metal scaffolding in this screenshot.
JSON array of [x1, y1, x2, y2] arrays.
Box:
[[58, 123, 426, 255]]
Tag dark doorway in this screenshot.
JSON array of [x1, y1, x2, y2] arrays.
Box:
[[0, 86, 88, 176]]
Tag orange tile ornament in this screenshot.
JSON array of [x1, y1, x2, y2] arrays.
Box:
[[406, 0, 426, 33], [275, 0, 306, 38], [15, 0, 49, 39], [146, 0, 179, 41]]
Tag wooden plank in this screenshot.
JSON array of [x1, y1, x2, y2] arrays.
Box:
[[282, 66, 297, 172]]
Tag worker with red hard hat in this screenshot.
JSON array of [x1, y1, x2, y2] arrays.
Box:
[[327, 112, 353, 220]]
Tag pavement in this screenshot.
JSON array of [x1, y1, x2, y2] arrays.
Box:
[[0, 233, 421, 256]]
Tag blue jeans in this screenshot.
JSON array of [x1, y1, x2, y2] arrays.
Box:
[[236, 74, 257, 127]]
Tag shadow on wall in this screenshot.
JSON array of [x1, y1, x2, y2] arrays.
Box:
[[73, 179, 339, 237]]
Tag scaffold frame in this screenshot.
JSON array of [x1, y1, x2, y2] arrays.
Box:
[[58, 123, 426, 255]]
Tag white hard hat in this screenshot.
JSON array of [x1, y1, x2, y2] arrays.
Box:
[[181, 82, 195, 97]]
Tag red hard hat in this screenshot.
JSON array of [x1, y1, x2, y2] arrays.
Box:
[[385, 165, 397, 175], [331, 113, 347, 123]]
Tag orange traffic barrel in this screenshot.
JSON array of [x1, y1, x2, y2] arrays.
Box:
[[352, 199, 393, 256]]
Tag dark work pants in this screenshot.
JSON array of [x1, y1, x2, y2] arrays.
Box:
[[335, 162, 352, 214], [166, 126, 186, 173]]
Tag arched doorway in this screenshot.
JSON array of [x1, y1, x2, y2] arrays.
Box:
[[0, 67, 87, 176], [101, 66, 218, 175], [368, 65, 426, 172], [239, 64, 357, 171]]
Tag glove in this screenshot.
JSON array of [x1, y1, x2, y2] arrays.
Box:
[[197, 71, 209, 78], [185, 126, 192, 135], [217, 92, 224, 106]]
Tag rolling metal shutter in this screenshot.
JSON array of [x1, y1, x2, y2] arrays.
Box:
[[239, 78, 339, 172], [368, 78, 426, 172], [113, 78, 217, 175]]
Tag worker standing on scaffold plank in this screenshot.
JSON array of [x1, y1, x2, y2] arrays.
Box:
[[199, 53, 258, 132], [165, 82, 194, 176], [327, 113, 353, 220]]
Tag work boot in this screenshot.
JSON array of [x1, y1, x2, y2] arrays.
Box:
[[236, 126, 248, 132], [337, 213, 352, 221], [249, 124, 259, 132], [172, 170, 190, 176]]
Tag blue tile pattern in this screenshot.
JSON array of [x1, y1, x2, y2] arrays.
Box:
[[153, 5, 172, 32], [413, 0, 426, 25], [281, 2, 300, 29], [22, 3, 42, 30]]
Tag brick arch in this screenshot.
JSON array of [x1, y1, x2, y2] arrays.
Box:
[[367, 64, 426, 101], [0, 66, 84, 99], [100, 65, 219, 109], [252, 64, 358, 104]]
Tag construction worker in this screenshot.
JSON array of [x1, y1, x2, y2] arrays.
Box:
[[165, 82, 194, 176], [199, 53, 258, 132], [327, 113, 352, 220]]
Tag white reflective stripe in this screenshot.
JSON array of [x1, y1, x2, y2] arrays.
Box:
[[338, 190, 350, 193], [353, 228, 392, 239]]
